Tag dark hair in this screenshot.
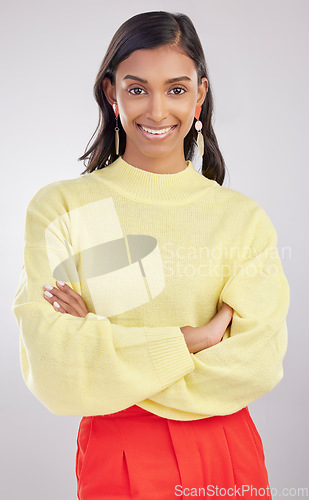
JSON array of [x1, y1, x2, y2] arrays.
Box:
[[78, 11, 226, 184]]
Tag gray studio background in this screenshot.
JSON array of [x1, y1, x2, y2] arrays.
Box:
[[2, 0, 308, 498]]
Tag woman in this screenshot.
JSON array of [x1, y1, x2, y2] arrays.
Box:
[[12, 11, 290, 500]]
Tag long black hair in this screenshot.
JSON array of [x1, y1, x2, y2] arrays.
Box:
[[78, 11, 226, 185]]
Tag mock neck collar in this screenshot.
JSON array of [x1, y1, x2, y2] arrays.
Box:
[[92, 155, 217, 205]]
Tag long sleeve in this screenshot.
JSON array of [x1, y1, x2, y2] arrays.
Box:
[[11, 188, 195, 417], [137, 207, 290, 418]]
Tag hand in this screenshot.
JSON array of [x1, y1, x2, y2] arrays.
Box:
[[220, 301, 234, 317], [181, 302, 234, 354], [43, 281, 89, 317]]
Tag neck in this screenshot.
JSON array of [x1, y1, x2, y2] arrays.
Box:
[[93, 155, 217, 205]]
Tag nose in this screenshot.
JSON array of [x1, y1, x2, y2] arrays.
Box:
[[146, 92, 168, 122]]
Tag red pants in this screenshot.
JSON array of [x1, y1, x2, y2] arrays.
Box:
[[76, 405, 272, 499]]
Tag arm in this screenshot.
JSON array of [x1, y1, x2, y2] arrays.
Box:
[[138, 207, 290, 417], [11, 191, 195, 417], [181, 302, 234, 353]]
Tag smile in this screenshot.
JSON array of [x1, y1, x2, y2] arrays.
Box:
[[137, 123, 177, 140]]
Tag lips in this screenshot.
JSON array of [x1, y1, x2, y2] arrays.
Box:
[[137, 123, 177, 140]]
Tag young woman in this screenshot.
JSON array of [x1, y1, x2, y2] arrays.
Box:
[[12, 10, 290, 500]]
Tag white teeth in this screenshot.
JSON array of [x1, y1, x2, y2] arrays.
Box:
[[140, 125, 173, 135]]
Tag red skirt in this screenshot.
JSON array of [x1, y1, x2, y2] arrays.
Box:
[[76, 404, 272, 499]]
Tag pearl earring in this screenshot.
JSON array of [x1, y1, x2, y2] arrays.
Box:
[[194, 105, 204, 157]]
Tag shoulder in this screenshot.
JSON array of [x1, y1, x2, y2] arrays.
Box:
[[213, 183, 278, 243], [216, 183, 260, 211], [25, 173, 94, 214], [216, 184, 273, 223]]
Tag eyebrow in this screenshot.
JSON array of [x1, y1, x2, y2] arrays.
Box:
[[123, 74, 192, 84]]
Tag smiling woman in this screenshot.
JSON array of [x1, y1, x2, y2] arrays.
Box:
[[100, 45, 208, 173], [78, 11, 225, 182], [12, 9, 289, 500]]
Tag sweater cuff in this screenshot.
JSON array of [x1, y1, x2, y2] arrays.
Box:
[[146, 327, 195, 387]]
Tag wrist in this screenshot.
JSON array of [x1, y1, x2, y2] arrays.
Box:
[[180, 325, 208, 354]]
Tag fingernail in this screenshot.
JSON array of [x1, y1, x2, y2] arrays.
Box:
[[54, 301, 60, 308], [44, 291, 53, 298], [57, 281, 65, 286], [44, 284, 53, 290]]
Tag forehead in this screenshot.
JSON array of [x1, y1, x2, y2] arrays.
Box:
[[116, 45, 197, 82]]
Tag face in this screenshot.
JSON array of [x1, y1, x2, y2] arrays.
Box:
[[103, 44, 208, 165]]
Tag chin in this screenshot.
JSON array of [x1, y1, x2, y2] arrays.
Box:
[[137, 147, 176, 159]]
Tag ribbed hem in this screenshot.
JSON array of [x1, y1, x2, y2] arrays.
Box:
[[146, 326, 195, 387], [92, 156, 217, 204]]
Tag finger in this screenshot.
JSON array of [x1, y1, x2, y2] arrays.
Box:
[[56, 281, 87, 308], [43, 282, 88, 317], [55, 281, 89, 316], [52, 300, 66, 314], [44, 283, 86, 317], [44, 283, 79, 309], [53, 299, 80, 316], [43, 293, 65, 313], [43, 293, 79, 316]]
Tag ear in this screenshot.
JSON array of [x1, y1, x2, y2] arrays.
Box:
[[102, 77, 117, 107], [196, 77, 209, 107]]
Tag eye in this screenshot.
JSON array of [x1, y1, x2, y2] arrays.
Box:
[[128, 87, 146, 95], [169, 87, 186, 95]]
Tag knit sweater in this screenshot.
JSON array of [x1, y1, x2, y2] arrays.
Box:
[[11, 156, 290, 420]]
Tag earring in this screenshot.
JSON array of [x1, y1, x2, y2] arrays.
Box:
[[112, 103, 120, 156], [194, 105, 204, 158]]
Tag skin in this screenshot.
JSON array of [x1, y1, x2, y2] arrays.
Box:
[[103, 44, 208, 173], [43, 44, 234, 353]]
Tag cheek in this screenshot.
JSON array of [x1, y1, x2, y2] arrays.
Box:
[[171, 99, 195, 124], [119, 111, 141, 136], [120, 118, 138, 139], [178, 109, 195, 135], [118, 98, 141, 122]]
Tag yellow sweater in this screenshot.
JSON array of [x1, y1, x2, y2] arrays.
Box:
[[11, 156, 290, 420]]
